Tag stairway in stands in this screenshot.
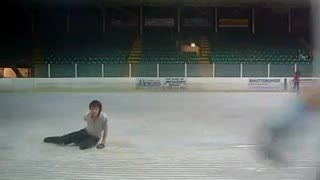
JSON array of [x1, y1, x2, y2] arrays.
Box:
[[199, 37, 211, 64], [32, 47, 44, 64], [0, 67, 4, 77], [128, 36, 143, 64], [31, 45, 45, 77]]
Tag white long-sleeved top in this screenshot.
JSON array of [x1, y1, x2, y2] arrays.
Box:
[[84, 111, 108, 139]]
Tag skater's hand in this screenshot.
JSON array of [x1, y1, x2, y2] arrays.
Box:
[[96, 143, 105, 149]]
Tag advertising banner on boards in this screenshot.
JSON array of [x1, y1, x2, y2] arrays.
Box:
[[248, 78, 283, 90], [136, 78, 187, 90]]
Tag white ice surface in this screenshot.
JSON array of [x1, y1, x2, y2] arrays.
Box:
[[0, 92, 318, 179]]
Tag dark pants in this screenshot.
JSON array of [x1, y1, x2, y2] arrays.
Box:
[[44, 129, 99, 150]]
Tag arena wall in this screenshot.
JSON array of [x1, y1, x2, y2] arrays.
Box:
[[0, 77, 314, 93]]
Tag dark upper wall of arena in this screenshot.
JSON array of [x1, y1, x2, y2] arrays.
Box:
[[0, 0, 310, 65], [17, 0, 310, 7]]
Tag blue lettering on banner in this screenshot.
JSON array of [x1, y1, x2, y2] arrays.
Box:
[[248, 78, 282, 90], [136, 78, 161, 89], [163, 78, 187, 88]]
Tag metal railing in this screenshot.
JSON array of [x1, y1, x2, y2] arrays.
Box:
[[32, 63, 312, 78]]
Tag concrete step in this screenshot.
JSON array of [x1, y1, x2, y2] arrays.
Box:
[[129, 55, 141, 59], [128, 61, 140, 63], [199, 60, 209, 62], [131, 48, 142, 50], [130, 50, 142, 53], [128, 57, 140, 60]]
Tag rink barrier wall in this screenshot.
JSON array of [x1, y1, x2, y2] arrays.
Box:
[[0, 77, 316, 92], [0, 78, 136, 92]]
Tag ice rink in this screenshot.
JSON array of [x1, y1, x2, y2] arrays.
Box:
[[0, 92, 318, 179]]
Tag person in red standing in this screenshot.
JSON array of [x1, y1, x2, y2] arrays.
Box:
[[293, 70, 301, 93]]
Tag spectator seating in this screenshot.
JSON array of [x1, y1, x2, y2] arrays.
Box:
[[210, 34, 311, 64]]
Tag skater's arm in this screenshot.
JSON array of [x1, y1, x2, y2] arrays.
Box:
[[97, 115, 108, 149], [83, 112, 90, 122], [101, 123, 108, 144]]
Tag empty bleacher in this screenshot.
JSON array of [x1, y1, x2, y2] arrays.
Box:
[[31, 30, 313, 78], [210, 33, 311, 64], [41, 31, 134, 65], [32, 31, 135, 77], [35, 30, 312, 66], [207, 33, 312, 77], [141, 32, 199, 64]]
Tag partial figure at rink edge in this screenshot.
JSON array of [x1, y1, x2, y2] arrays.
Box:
[[256, 0, 320, 179]]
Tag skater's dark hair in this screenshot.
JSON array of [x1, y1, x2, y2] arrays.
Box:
[[89, 100, 102, 115]]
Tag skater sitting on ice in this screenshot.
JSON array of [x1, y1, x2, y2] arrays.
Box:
[[43, 100, 108, 150]]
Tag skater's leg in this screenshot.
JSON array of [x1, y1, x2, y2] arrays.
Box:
[[268, 96, 308, 133], [60, 129, 88, 145], [78, 137, 99, 150], [257, 96, 309, 164], [257, 84, 320, 163], [43, 136, 63, 144], [44, 129, 87, 145]]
